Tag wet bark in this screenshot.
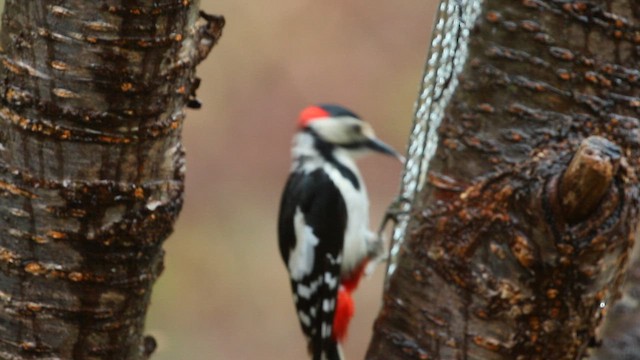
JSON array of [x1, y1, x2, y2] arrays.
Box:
[[368, 0, 640, 359], [0, 1, 223, 359]]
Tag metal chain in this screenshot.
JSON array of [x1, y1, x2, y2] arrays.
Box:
[[383, 0, 484, 284]]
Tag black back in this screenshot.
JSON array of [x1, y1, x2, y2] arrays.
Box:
[[278, 168, 347, 359]]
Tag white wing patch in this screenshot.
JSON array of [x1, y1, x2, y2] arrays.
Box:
[[322, 298, 335, 312], [298, 310, 312, 327], [289, 207, 320, 281], [324, 272, 338, 290], [297, 278, 321, 299], [321, 322, 332, 339]]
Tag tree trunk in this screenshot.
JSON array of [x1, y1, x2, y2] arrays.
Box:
[[0, 1, 223, 359], [368, 0, 640, 359]]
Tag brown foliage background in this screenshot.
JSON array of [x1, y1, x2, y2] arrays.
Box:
[[140, 1, 438, 359]]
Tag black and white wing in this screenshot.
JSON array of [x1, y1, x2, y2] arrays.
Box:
[[278, 168, 347, 360]]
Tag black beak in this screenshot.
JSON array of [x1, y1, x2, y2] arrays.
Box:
[[367, 138, 405, 163]]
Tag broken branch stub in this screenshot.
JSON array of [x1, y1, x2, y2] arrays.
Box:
[[368, 146, 635, 359], [560, 136, 621, 224]]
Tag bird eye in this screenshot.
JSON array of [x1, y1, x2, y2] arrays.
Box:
[[351, 124, 362, 134]]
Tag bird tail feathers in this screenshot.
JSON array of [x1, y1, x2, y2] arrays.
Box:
[[310, 341, 344, 360]]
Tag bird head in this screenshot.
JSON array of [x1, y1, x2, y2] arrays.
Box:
[[297, 104, 404, 162]]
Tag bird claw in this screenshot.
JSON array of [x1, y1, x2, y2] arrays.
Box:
[[377, 196, 412, 234], [365, 196, 413, 277]]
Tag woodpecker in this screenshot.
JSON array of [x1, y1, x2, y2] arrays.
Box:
[[278, 104, 403, 360]]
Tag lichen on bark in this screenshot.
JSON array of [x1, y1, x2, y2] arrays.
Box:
[[0, 1, 223, 359]]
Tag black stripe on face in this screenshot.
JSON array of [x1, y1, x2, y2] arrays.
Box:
[[306, 130, 361, 190]]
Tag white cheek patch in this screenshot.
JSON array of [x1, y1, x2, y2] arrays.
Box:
[[311, 117, 364, 145], [289, 207, 320, 281]]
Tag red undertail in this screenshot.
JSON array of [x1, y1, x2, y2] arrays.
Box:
[[332, 261, 368, 342]]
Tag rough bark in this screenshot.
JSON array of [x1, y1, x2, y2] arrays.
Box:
[[0, 1, 223, 359], [368, 0, 640, 359]]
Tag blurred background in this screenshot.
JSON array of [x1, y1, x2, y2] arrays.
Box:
[[147, 0, 438, 359]]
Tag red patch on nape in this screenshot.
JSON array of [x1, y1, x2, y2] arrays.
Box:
[[297, 106, 330, 128], [332, 286, 355, 342]]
